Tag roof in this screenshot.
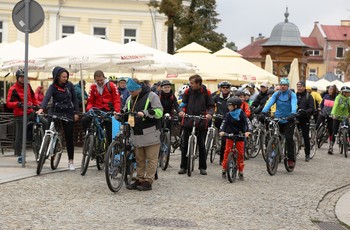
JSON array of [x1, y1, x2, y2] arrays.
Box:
[[301, 37, 321, 49], [238, 38, 267, 59], [213, 47, 242, 58], [176, 42, 211, 53], [321, 25, 350, 41]]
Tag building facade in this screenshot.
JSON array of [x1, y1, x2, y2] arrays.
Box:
[[0, 0, 167, 50]]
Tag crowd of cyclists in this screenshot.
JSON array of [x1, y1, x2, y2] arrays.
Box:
[[6, 67, 350, 190]]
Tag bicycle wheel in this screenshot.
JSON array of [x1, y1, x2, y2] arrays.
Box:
[[266, 138, 280, 176], [81, 134, 93, 175], [105, 139, 126, 192], [32, 125, 44, 161], [96, 138, 106, 170], [316, 125, 326, 149], [340, 129, 348, 158], [36, 135, 50, 175], [205, 130, 214, 160], [309, 128, 317, 159], [210, 146, 217, 163], [244, 136, 252, 160], [125, 152, 137, 185], [159, 131, 171, 171], [250, 130, 260, 158], [226, 152, 237, 183], [51, 137, 63, 170], [293, 128, 301, 157], [187, 137, 195, 177]]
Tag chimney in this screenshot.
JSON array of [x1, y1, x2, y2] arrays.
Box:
[[251, 36, 254, 44], [341, 20, 350, 26]]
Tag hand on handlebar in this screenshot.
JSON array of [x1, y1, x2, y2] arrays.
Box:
[[206, 114, 212, 120], [36, 108, 44, 115], [178, 111, 185, 117], [219, 131, 225, 137]]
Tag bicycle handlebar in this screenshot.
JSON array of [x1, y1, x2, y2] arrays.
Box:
[[38, 114, 72, 122], [223, 133, 245, 138], [84, 107, 114, 119], [183, 114, 207, 119]]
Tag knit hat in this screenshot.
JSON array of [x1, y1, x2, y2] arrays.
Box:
[[127, 78, 141, 92]]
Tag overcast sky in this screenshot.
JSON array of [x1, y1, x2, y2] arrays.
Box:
[[216, 0, 350, 50]]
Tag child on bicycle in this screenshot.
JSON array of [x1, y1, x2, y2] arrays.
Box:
[[219, 97, 252, 180]]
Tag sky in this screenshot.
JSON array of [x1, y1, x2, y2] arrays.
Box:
[[216, 0, 350, 50]]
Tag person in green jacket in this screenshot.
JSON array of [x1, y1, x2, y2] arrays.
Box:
[[328, 86, 350, 154], [74, 80, 88, 111]]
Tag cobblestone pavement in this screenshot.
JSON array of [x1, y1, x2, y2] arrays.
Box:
[[1, 146, 350, 230]]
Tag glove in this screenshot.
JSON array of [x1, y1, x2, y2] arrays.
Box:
[[17, 102, 23, 108], [286, 114, 296, 122], [258, 113, 266, 122], [297, 109, 307, 118], [147, 109, 155, 116]]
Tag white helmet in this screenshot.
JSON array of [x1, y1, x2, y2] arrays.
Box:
[[178, 85, 189, 96]]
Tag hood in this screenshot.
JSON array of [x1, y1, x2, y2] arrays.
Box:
[[52, 66, 69, 84]]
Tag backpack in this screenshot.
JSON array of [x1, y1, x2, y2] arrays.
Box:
[[184, 86, 209, 105], [276, 90, 292, 102]]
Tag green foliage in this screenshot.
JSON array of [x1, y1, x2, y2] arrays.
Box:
[[225, 42, 238, 51], [174, 0, 226, 52]]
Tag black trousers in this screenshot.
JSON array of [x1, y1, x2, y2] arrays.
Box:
[[81, 116, 112, 147], [298, 121, 310, 157], [279, 121, 296, 161], [15, 112, 36, 156], [180, 127, 207, 170]]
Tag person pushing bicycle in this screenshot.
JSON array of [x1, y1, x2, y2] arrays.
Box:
[[260, 78, 298, 170], [178, 74, 214, 175]]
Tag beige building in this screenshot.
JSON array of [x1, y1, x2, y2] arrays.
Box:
[[0, 0, 168, 50]]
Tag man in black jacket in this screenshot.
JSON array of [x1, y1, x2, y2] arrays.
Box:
[[296, 81, 314, 162], [178, 75, 214, 175], [251, 83, 269, 114]]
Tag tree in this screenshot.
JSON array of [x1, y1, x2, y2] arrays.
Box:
[[175, 0, 226, 52], [225, 42, 237, 51], [337, 40, 350, 81], [149, 0, 182, 54]]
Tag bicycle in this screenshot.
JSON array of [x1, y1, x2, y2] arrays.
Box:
[[36, 114, 70, 175], [294, 117, 317, 159], [335, 116, 349, 158], [105, 111, 137, 192], [316, 116, 331, 149], [224, 133, 245, 183], [249, 115, 266, 160], [184, 114, 206, 177], [28, 111, 45, 162], [158, 113, 173, 171], [265, 117, 296, 176], [170, 116, 182, 153], [205, 114, 223, 164], [80, 108, 112, 176]]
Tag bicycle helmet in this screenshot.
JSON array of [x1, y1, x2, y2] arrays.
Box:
[[109, 75, 117, 81], [230, 86, 238, 93], [235, 90, 245, 97], [161, 80, 171, 87], [220, 81, 231, 88], [311, 86, 317, 91], [16, 69, 25, 80], [267, 89, 275, 95], [118, 77, 127, 82], [243, 89, 251, 96], [279, 77, 289, 85], [178, 84, 189, 96], [341, 86, 350, 93], [246, 83, 255, 89], [227, 96, 242, 107]]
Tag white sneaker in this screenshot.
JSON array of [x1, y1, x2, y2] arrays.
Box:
[[68, 163, 75, 171]]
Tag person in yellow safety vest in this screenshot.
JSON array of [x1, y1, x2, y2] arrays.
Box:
[[309, 86, 322, 121]]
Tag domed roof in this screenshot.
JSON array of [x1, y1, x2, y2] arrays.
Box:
[[262, 8, 307, 47]]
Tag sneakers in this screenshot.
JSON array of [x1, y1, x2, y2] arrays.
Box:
[[200, 169, 207, 175], [328, 142, 334, 155], [178, 168, 186, 174], [305, 155, 311, 162], [136, 181, 152, 191], [287, 160, 295, 170], [68, 162, 75, 171], [222, 171, 226, 179], [238, 172, 244, 181], [126, 180, 141, 190], [17, 156, 22, 164]]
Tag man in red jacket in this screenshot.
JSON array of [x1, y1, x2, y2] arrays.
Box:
[[6, 69, 39, 163], [83, 70, 121, 146]]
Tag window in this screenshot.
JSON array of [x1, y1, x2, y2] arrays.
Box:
[[0, 21, 3, 43], [307, 50, 320, 56], [309, 69, 317, 76], [62, 25, 75, 38], [123, 29, 136, 44], [336, 47, 344, 58], [93, 27, 106, 39]]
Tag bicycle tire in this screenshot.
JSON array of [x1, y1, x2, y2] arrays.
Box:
[[205, 130, 214, 160], [309, 128, 317, 159], [266, 138, 279, 176], [51, 138, 63, 170], [187, 137, 195, 177], [226, 152, 237, 183], [250, 130, 260, 158], [210, 146, 217, 163], [293, 128, 301, 157], [125, 153, 136, 185], [316, 125, 326, 149], [96, 138, 106, 170], [284, 138, 295, 173], [159, 131, 171, 171], [105, 139, 126, 192], [341, 129, 348, 158], [260, 133, 267, 162], [36, 135, 50, 175], [81, 134, 93, 176], [32, 125, 44, 161]]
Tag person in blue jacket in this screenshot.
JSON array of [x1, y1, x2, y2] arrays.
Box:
[[260, 78, 298, 170]]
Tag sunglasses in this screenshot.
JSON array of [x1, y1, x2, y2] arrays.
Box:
[[221, 87, 229, 89]]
